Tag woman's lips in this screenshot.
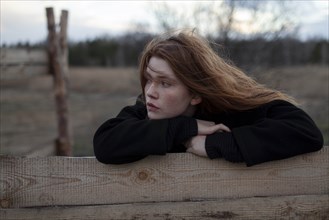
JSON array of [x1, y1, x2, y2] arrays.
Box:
[[147, 102, 160, 112]]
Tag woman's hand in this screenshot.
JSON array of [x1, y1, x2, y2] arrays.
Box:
[[185, 121, 231, 157], [196, 119, 231, 135], [185, 135, 207, 157]]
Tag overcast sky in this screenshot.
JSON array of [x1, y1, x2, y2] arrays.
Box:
[[1, 0, 328, 45]]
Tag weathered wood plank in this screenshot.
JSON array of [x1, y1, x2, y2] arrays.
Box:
[[0, 48, 48, 65], [0, 48, 48, 79], [0, 147, 328, 208], [1, 195, 328, 220]]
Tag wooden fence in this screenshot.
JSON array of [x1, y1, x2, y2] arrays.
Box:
[[0, 147, 328, 219], [0, 48, 48, 79], [1, 8, 72, 157]]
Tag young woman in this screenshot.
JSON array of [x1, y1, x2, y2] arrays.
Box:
[[93, 31, 323, 166]]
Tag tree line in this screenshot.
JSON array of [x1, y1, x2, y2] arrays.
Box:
[[7, 33, 328, 70], [66, 33, 328, 69]]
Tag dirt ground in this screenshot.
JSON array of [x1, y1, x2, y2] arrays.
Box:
[[0, 65, 328, 156]]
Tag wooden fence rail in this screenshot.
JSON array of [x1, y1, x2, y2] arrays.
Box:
[[1, 147, 328, 219], [0, 48, 48, 79]]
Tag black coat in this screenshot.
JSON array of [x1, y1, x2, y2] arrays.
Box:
[[93, 97, 323, 166]]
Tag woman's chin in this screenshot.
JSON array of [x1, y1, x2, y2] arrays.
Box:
[[147, 112, 160, 120], [147, 112, 169, 120]]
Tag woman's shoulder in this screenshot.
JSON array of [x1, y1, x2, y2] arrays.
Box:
[[258, 99, 302, 113], [116, 94, 147, 119], [262, 99, 296, 107], [252, 99, 305, 117]]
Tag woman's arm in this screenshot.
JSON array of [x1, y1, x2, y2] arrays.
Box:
[[93, 97, 198, 164], [233, 101, 323, 166], [204, 100, 323, 166]]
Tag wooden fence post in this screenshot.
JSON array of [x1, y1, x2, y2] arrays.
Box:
[[59, 10, 69, 82], [46, 7, 72, 156]]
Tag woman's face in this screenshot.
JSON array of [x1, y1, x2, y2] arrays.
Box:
[[144, 56, 201, 120]]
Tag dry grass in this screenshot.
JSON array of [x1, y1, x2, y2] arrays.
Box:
[[0, 67, 141, 156], [0, 65, 328, 156], [252, 65, 328, 130], [69, 67, 140, 94]]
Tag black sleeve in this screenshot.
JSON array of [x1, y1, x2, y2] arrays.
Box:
[[232, 101, 323, 166], [205, 132, 244, 163], [93, 97, 197, 164], [205, 101, 323, 166]]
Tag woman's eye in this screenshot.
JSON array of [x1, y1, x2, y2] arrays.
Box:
[[161, 81, 171, 87]]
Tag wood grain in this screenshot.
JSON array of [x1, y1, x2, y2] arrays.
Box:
[[0, 147, 328, 208], [1, 195, 328, 220]]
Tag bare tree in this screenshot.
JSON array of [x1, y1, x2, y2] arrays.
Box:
[[149, 0, 300, 42], [151, 2, 188, 32]]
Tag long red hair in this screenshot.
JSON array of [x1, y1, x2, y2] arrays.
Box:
[[139, 30, 296, 113]]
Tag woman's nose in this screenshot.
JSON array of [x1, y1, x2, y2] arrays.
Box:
[[146, 83, 159, 99]]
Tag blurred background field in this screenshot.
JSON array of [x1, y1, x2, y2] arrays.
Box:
[[1, 65, 327, 156]]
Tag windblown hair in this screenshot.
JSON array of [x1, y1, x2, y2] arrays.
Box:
[[139, 30, 296, 113]]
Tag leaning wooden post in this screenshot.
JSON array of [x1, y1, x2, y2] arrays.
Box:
[[46, 7, 72, 156]]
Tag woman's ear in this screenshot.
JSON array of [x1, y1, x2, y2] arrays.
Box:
[[190, 95, 202, 106]]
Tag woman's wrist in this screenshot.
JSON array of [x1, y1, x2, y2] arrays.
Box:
[[167, 116, 198, 148], [205, 133, 223, 159]]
